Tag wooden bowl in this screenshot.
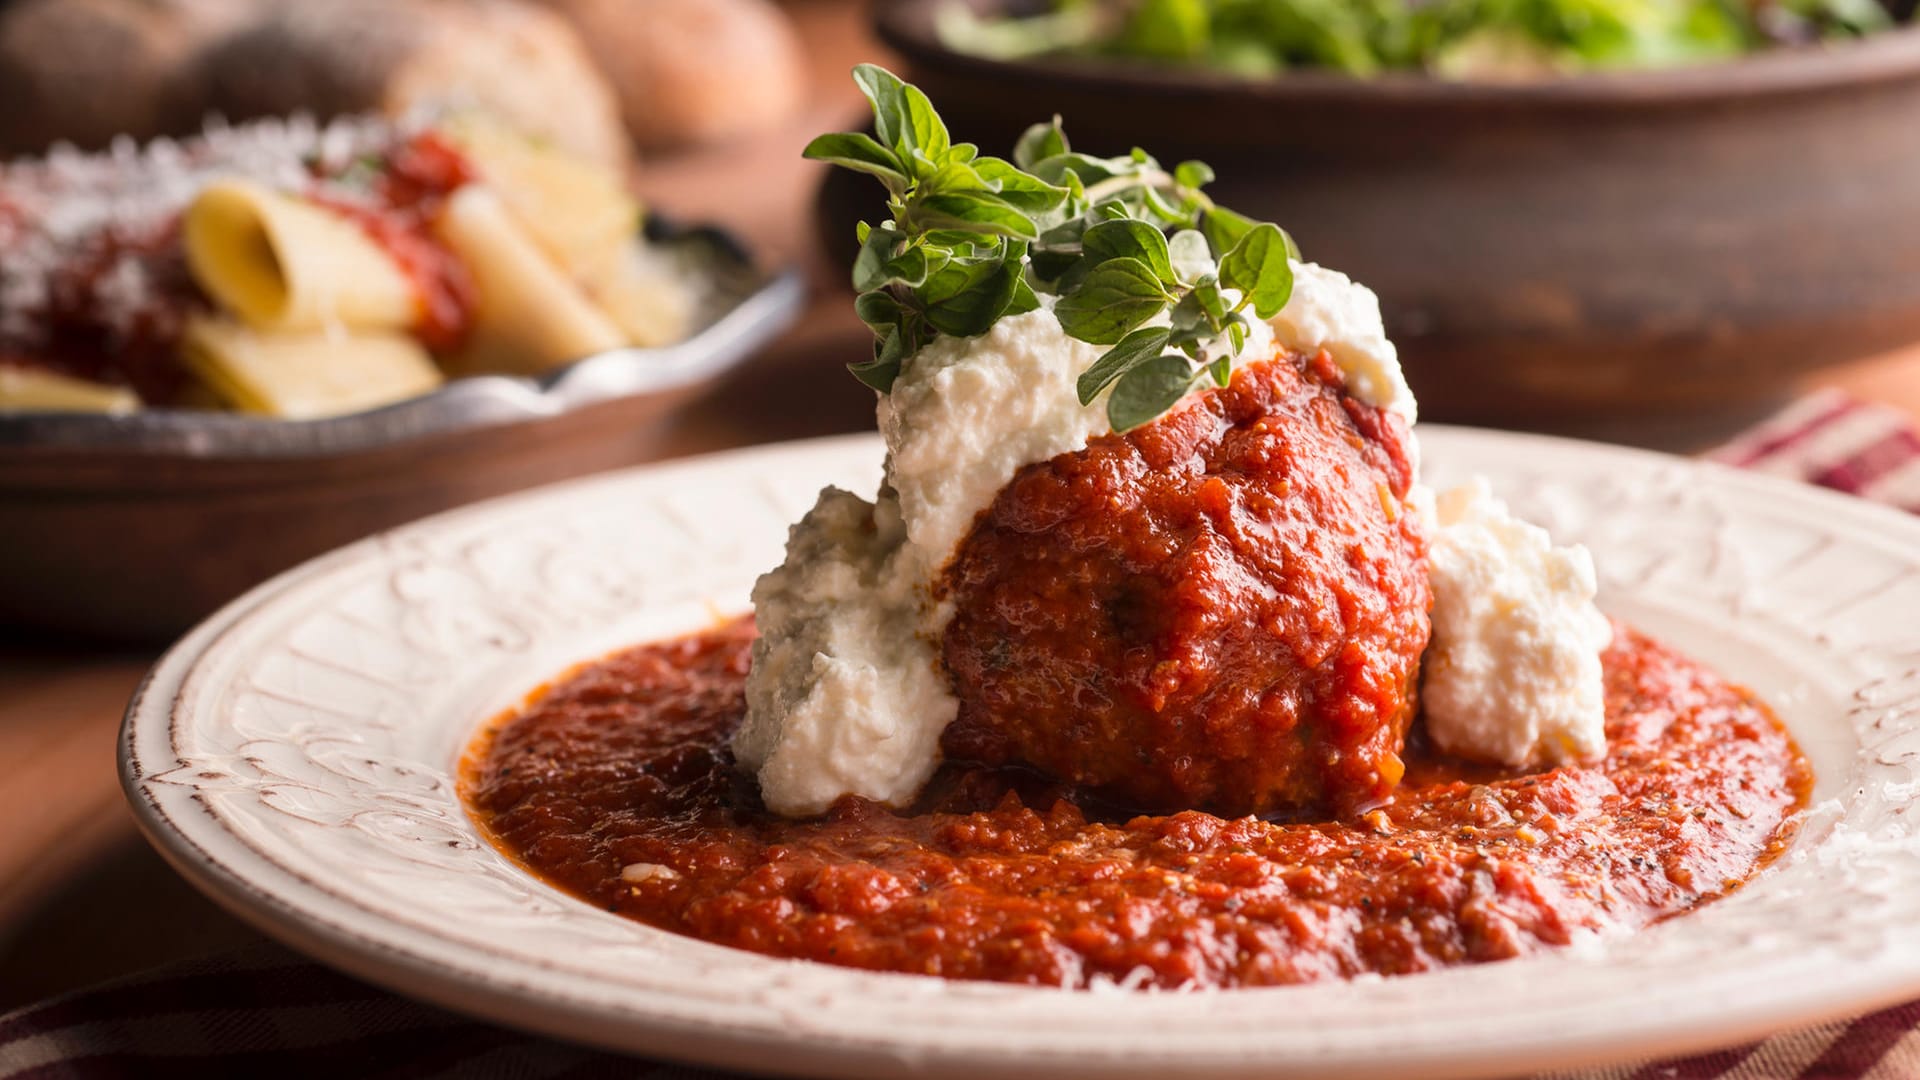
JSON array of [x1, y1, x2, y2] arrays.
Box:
[[841, 0, 1920, 424], [0, 230, 805, 643]]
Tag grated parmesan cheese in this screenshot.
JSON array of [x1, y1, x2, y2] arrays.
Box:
[[0, 114, 405, 355]]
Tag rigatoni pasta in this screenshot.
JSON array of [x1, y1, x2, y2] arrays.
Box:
[[0, 113, 702, 419], [183, 181, 420, 333], [181, 318, 444, 420], [433, 186, 628, 377], [445, 117, 638, 277], [0, 366, 140, 414], [584, 252, 699, 349]]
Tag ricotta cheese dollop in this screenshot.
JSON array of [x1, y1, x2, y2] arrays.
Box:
[[1421, 479, 1612, 768], [1270, 261, 1415, 425], [733, 306, 1118, 815]]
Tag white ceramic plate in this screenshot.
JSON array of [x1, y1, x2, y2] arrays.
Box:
[[121, 428, 1920, 1080]]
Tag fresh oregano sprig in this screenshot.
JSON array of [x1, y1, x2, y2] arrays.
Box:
[[807, 64, 1302, 431]]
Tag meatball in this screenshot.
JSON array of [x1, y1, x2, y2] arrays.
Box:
[[938, 350, 1430, 818]]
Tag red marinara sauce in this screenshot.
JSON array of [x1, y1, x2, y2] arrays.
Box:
[[462, 618, 1810, 990], [309, 131, 479, 352], [19, 215, 202, 404], [941, 353, 1429, 819]]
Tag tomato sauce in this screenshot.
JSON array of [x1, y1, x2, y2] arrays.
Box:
[[22, 216, 203, 404], [942, 353, 1430, 818], [462, 618, 1810, 990], [308, 131, 478, 352]]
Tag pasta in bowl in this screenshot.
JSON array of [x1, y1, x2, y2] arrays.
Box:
[[0, 113, 800, 639], [0, 112, 739, 420]]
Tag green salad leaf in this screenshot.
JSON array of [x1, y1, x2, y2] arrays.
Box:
[[810, 64, 1304, 431], [939, 0, 1898, 79]]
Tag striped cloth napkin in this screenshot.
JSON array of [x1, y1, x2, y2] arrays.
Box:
[[6, 391, 1920, 1080], [1708, 389, 1920, 509]]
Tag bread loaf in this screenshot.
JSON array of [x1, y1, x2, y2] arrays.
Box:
[[0, 0, 255, 156], [544, 0, 806, 151], [198, 0, 629, 169]]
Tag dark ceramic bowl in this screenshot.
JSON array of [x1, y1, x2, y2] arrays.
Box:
[[831, 0, 1920, 424], [0, 226, 805, 642]]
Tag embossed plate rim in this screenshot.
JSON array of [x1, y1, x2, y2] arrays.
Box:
[[120, 428, 1920, 1079]]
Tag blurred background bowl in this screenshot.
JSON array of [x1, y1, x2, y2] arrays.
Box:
[[825, 0, 1920, 426], [0, 226, 804, 643]]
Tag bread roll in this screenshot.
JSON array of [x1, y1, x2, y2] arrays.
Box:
[[0, 0, 255, 156], [199, 0, 629, 170], [544, 0, 805, 151]]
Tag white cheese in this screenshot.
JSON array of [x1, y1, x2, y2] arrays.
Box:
[[735, 306, 1125, 817], [736, 270, 1414, 818], [878, 305, 1115, 576], [1271, 262, 1415, 425], [619, 862, 681, 883], [1421, 478, 1612, 768], [733, 486, 956, 815]]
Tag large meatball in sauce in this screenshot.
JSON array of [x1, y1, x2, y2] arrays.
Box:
[[938, 349, 1430, 818]]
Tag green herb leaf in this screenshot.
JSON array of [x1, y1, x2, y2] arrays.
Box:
[[855, 64, 952, 172], [1028, 151, 1130, 188], [1219, 223, 1294, 318], [1167, 229, 1214, 282], [901, 83, 952, 163], [853, 227, 933, 291], [1030, 247, 1080, 283], [1174, 160, 1216, 189], [1013, 117, 1068, 170], [850, 323, 912, 391], [1226, 315, 1248, 355], [848, 353, 899, 392], [1032, 213, 1086, 256], [1077, 325, 1171, 404], [912, 191, 1041, 239], [1055, 257, 1173, 344], [1208, 354, 1233, 387], [853, 289, 903, 330], [921, 158, 986, 193], [1192, 277, 1229, 325], [1109, 354, 1197, 431], [1140, 184, 1191, 227], [1166, 289, 1210, 352], [920, 230, 996, 253], [1201, 206, 1255, 258], [815, 63, 1297, 414], [973, 156, 1071, 214], [1081, 219, 1175, 283], [802, 132, 908, 193], [922, 255, 1024, 337], [1006, 274, 1042, 317], [853, 64, 915, 156]]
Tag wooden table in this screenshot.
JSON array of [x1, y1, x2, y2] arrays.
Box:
[[8, 0, 1920, 1012]]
